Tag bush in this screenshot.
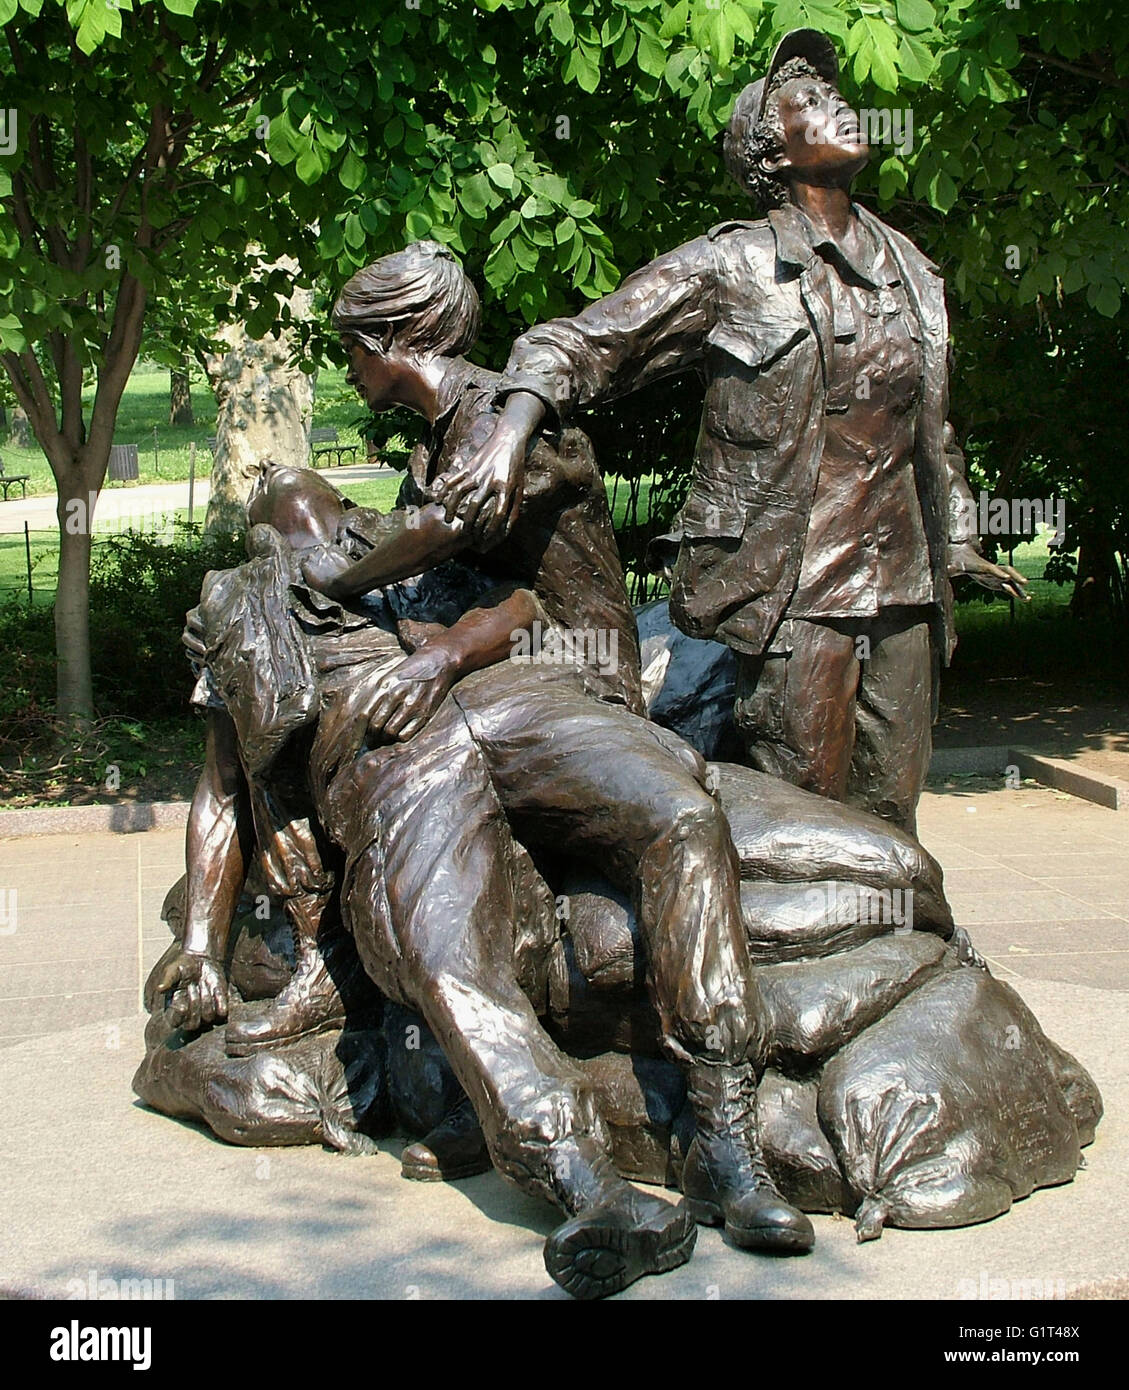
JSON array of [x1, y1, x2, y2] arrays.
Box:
[[87, 523, 244, 717], [0, 523, 244, 730]]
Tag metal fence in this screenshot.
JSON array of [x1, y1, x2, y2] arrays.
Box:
[[0, 520, 200, 606]]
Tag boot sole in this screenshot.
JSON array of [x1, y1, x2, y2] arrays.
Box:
[[686, 1197, 814, 1254], [544, 1206, 696, 1301]]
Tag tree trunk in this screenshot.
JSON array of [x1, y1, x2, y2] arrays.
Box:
[[54, 467, 100, 727], [169, 364, 194, 426], [204, 258, 315, 534], [1071, 522, 1119, 621]]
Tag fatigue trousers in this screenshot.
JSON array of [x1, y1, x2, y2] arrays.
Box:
[[320, 662, 763, 1211], [733, 606, 936, 835]]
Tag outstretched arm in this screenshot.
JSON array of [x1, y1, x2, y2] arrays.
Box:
[[434, 235, 720, 540], [943, 422, 1028, 601], [155, 709, 252, 1029], [300, 501, 468, 602]]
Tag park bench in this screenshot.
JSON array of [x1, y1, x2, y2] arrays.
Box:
[[204, 429, 360, 469], [0, 454, 30, 501], [310, 427, 359, 468]]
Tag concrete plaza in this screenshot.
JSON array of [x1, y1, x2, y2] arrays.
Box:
[[0, 782, 1125, 1300]]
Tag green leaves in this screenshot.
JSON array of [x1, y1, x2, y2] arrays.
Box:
[[894, 0, 935, 34], [563, 41, 601, 91], [486, 162, 516, 190], [848, 15, 902, 92], [339, 150, 367, 192], [66, 0, 123, 55], [658, 1, 689, 41], [0, 312, 26, 353], [927, 168, 957, 214], [457, 171, 494, 219], [635, 27, 666, 78]]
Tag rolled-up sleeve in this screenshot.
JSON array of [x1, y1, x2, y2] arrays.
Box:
[[496, 235, 720, 425]]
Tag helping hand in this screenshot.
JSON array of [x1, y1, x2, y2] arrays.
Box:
[[366, 644, 460, 743], [300, 546, 354, 600], [155, 950, 229, 1032], [432, 422, 526, 546], [182, 606, 206, 664], [949, 542, 1030, 602]]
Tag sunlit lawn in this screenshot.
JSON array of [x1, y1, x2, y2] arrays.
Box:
[[2, 359, 371, 497]]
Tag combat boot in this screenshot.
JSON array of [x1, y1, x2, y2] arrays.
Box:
[[401, 1095, 492, 1182], [541, 1133, 696, 1300], [681, 1060, 815, 1253]]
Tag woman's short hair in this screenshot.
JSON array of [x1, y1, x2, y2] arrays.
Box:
[[724, 56, 825, 212], [331, 240, 480, 357]]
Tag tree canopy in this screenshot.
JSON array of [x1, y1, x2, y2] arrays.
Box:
[[1, 0, 1126, 721]]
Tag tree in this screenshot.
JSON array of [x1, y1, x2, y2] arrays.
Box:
[[0, 0, 317, 725], [3, 0, 1126, 724], [203, 256, 315, 533], [169, 365, 193, 426]]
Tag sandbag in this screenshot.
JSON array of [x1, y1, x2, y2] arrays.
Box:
[[740, 879, 947, 963], [554, 871, 639, 992], [758, 1069, 854, 1214], [577, 1051, 692, 1187], [759, 932, 949, 1067], [133, 1006, 388, 1153], [818, 963, 1096, 1240], [550, 868, 949, 988], [712, 762, 950, 911], [545, 934, 664, 1058]]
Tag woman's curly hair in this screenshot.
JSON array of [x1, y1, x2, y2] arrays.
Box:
[[724, 57, 826, 212]]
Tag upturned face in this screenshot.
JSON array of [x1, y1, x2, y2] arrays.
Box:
[[247, 466, 346, 551], [763, 76, 869, 186]]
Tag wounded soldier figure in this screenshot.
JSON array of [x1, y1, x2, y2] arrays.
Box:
[[161, 459, 813, 1300]]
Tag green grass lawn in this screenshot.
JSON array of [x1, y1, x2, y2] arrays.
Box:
[[1, 359, 378, 498]]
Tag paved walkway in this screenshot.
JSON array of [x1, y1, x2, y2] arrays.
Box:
[[0, 464, 397, 534], [0, 783, 1125, 1298]]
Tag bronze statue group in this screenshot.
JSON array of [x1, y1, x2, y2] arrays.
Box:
[[135, 31, 1100, 1299]]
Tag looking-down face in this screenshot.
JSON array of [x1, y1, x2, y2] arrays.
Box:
[[344, 337, 414, 414]]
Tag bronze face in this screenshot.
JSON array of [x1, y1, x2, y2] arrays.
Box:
[[246, 464, 346, 551], [344, 337, 412, 414], [764, 75, 869, 186]]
